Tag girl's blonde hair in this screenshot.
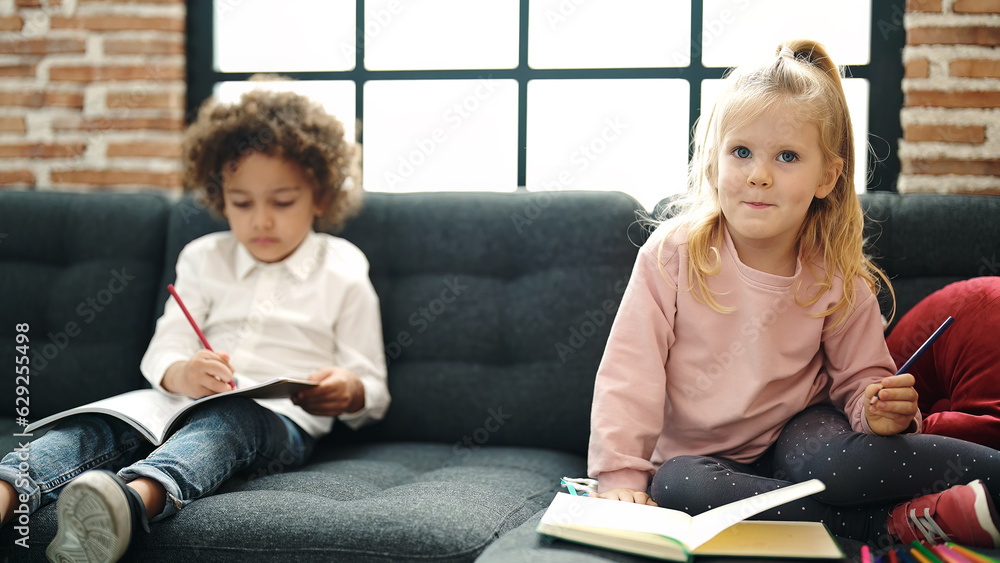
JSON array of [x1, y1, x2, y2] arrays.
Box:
[[660, 39, 893, 328]]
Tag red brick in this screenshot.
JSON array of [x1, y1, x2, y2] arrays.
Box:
[[50, 15, 184, 33], [950, 59, 1000, 78], [51, 169, 181, 189], [49, 64, 185, 83], [107, 91, 183, 110], [103, 38, 183, 56], [908, 26, 1000, 46], [905, 59, 931, 78], [0, 38, 85, 55], [52, 116, 184, 132], [906, 90, 1000, 108], [955, 188, 1000, 195], [904, 124, 986, 143], [0, 143, 87, 158], [903, 158, 1000, 175], [0, 170, 35, 185], [908, 0, 943, 11], [0, 65, 37, 78], [0, 90, 84, 109], [954, 0, 1000, 13], [106, 141, 181, 158], [0, 116, 27, 133], [0, 17, 24, 31]]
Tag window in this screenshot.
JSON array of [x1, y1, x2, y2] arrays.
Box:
[[189, 0, 904, 211]]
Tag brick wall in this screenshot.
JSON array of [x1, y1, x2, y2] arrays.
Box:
[[0, 2, 996, 194], [0, 0, 184, 191], [901, 0, 1000, 194]]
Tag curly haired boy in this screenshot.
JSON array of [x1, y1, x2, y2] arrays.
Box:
[[0, 82, 389, 563]]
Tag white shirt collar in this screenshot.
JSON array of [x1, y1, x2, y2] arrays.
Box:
[[233, 232, 322, 282]]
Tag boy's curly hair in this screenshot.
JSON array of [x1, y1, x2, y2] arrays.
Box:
[[183, 79, 361, 231]]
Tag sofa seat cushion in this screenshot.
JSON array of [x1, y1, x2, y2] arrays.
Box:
[[4, 443, 586, 562]]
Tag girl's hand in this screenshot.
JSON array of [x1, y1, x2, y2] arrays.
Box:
[[162, 350, 234, 399], [292, 367, 365, 417], [595, 488, 658, 506], [865, 374, 919, 435]]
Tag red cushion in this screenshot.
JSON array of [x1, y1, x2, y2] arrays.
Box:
[[885, 277, 1000, 449]]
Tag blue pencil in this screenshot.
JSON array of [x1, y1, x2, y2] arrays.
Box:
[[895, 316, 954, 375], [872, 316, 953, 407]]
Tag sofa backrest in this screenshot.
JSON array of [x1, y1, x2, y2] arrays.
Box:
[[162, 191, 647, 455], [0, 191, 170, 420], [860, 192, 1000, 322]]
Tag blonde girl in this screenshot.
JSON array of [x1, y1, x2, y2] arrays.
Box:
[[587, 40, 1000, 548]]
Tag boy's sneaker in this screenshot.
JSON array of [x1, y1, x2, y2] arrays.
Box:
[[888, 479, 1000, 548], [46, 470, 149, 563]]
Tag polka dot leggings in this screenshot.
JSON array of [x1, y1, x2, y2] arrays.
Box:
[[650, 403, 1000, 546]]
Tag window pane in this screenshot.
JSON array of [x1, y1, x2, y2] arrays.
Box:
[[364, 0, 519, 70], [363, 79, 519, 192], [701, 0, 871, 67], [214, 81, 357, 146], [700, 78, 870, 193], [529, 0, 691, 69], [214, 0, 356, 72], [526, 79, 689, 211]]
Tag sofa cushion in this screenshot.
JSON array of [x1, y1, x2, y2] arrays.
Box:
[[7, 443, 587, 562], [162, 191, 647, 457], [859, 192, 1000, 320], [0, 191, 170, 429]]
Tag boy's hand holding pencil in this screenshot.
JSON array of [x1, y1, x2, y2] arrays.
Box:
[[162, 283, 237, 398], [161, 350, 236, 399]]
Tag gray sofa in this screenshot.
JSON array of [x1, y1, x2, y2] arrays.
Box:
[[1, 189, 998, 562]]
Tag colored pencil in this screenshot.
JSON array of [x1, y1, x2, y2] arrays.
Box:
[[933, 545, 977, 563], [912, 541, 944, 563], [167, 283, 236, 390], [946, 544, 1000, 563]]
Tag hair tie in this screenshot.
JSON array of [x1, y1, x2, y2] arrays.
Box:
[[778, 45, 795, 60]]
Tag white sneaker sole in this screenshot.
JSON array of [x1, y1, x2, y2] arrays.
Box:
[[46, 472, 132, 563], [970, 479, 1000, 548]]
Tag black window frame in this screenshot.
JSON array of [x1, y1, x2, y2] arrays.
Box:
[[186, 0, 904, 192]]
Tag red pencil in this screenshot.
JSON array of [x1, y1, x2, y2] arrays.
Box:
[[166, 284, 235, 390]]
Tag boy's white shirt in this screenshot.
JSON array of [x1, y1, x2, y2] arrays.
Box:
[[140, 231, 390, 437]]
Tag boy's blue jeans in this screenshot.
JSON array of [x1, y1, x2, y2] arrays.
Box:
[[0, 396, 315, 522]]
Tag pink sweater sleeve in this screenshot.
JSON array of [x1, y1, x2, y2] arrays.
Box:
[[821, 289, 922, 434], [588, 236, 678, 493]]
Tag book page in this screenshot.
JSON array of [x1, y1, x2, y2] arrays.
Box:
[[536, 523, 688, 561], [686, 478, 826, 549], [26, 378, 319, 444], [25, 389, 191, 443], [539, 493, 693, 538], [692, 520, 844, 558]]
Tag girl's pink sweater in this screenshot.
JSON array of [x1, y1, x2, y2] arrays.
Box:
[[588, 222, 914, 493]]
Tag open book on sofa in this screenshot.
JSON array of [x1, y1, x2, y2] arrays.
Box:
[[536, 478, 843, 561]]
